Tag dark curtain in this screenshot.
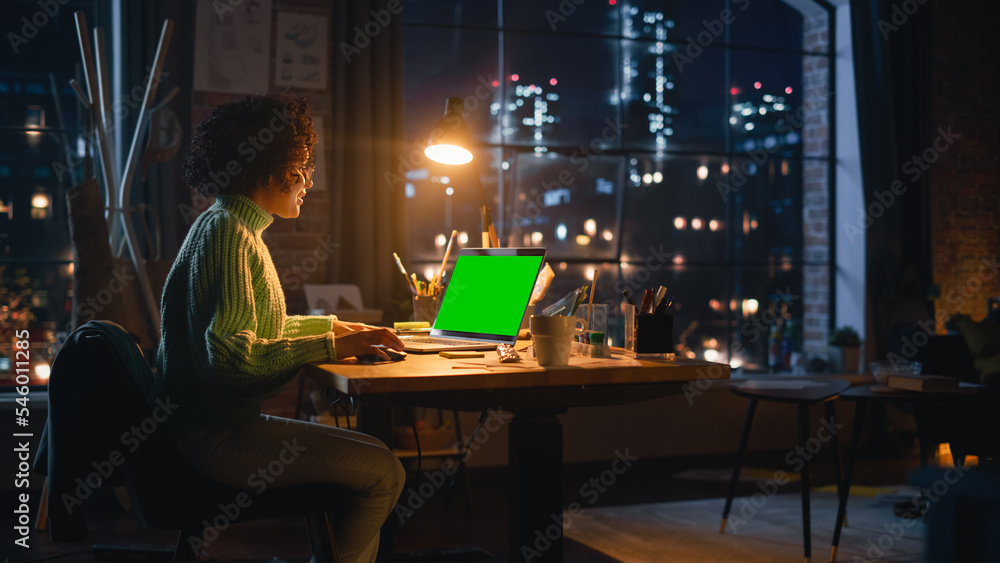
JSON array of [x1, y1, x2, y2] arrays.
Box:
[[327, 0, 409, 318], [850, 0, 934, 361]]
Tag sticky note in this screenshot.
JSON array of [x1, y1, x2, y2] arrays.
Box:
[[439, 351, 485, 359]]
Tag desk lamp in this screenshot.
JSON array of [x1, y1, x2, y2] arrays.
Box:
[[424, 97, 499, 248]]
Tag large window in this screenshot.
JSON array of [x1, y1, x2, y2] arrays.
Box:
[[1, 1, 99, 386], [401, 0, 833, 370]]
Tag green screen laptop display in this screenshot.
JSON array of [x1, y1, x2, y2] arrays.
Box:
[[431, 248, 545, 341]]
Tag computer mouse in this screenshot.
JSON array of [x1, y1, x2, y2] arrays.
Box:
[[383, 348, 407, 361], [356, 346, 406, 364], [356, 354, 386, 364]]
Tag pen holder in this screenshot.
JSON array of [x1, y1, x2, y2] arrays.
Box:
[[624, 306, 673, 356], [413, 296, 441, 324]]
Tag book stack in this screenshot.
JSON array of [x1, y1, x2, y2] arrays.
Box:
[[886, 374, 959, 392]]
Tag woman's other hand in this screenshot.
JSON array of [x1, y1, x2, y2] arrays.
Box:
[[334, 327, 405, 360]]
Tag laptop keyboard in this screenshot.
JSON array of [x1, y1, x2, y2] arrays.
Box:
[[405, 336, 489, 346]]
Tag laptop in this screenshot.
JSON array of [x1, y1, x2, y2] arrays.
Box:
[[399, 247, 546, 353]]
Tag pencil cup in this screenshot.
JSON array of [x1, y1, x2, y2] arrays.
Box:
[[530, 315, 586, 366], [413, 296, 441, 324], [624, 306, 674, 355]]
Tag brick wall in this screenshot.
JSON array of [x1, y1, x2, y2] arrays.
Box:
[[929, 0, 1000, 330], [186, 2, 337, 418], [802, 12, 830, 357]]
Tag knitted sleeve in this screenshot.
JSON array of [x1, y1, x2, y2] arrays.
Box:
[[201, 216, 337, 396], [283, 315, 337, 338]]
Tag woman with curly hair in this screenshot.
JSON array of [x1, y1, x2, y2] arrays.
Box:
[[154, 93, 405, 562]]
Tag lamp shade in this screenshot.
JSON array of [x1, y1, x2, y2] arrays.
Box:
[[424, 97, 473, 165]]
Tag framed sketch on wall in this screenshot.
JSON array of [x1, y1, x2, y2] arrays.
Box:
[[274, 11, 329, 90], [193, 0, 272, 94]]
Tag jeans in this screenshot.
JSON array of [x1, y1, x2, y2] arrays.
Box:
[[171, 415, 406, 562]]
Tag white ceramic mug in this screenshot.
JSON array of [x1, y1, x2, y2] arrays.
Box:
[[530, 315, 586, 366]]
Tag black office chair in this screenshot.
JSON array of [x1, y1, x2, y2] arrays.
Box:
[[43, 321, 352, 562]]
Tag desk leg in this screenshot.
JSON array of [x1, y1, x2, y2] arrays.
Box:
[[831, 401, 867, 562], [509, 410, 564, 563], [798, 404, 812, 563], [358, 398, 399, 560]]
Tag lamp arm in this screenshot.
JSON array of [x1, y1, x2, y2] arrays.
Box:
[[470, 158, 499, 248]]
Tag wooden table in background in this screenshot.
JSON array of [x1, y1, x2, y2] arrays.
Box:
[[304, 349, 730, 563]]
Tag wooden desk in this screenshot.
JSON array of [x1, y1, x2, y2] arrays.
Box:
[[304, 350, 730, 563]]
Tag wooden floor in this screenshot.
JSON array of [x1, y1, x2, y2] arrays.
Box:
[[7, 447, 923, 562]]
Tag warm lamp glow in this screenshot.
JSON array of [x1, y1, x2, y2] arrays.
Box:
[[425, 144, 472, 165]]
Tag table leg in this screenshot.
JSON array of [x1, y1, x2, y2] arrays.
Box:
[[913, 402, 932, 469], [824, 401, 846, 529], [509, 410, 564, 563], [831, 401, 867, 562], [824, 402, 843, 500], [721, 398, 758, 534], [357, 398, 399, 559], [798, 403, 812, 563]]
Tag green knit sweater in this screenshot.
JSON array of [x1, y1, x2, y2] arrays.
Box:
[[155, 194, 337, 431]]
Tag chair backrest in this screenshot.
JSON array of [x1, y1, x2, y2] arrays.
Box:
[[82, 330, 246, 528]]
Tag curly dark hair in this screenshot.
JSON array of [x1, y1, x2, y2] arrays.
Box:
[[184, 93, 316, 197]]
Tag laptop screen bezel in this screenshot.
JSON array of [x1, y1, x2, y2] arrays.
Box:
[[429, 247, 547, 344]]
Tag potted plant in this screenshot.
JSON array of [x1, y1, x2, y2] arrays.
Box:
[[828, 326, 861, 374]]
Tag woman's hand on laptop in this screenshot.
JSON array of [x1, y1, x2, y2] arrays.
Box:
[[334, 327, 405, 360]]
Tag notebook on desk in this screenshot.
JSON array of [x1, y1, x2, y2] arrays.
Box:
[[399, 247, 546, 353]]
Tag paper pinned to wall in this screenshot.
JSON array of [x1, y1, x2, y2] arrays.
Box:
[[193, 0, 272, 94], [274, 11, 329, 90]]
